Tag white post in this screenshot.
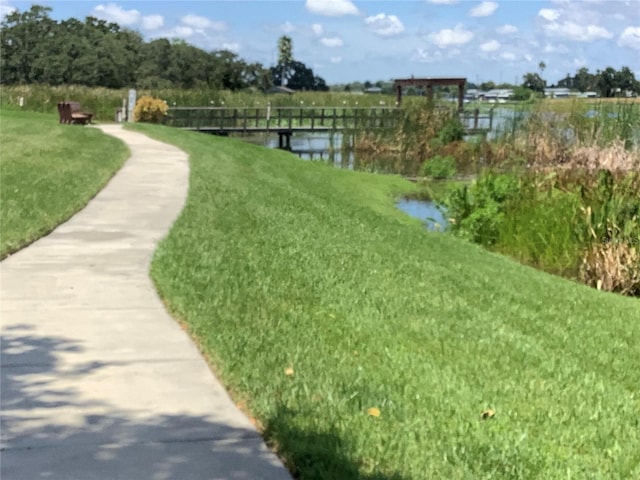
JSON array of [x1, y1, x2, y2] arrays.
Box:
[[127, 89, 137, 122]]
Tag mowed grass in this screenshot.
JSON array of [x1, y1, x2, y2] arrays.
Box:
[[0, 109, 128, 258], [130, 122, 640, 479]]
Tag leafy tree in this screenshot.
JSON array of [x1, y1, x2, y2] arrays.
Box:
[[479, 81, 496, 91], [614, 66, 637, 95], [522, 72, 545, 92], [573, 67, 594, 92], [512, 86, 533, 101], [1, 5, 57, 83], [596, 67, 617, 97], [0, 4, 279, 92], [269, 35, 327, 91], [270, 60, 327, 91]]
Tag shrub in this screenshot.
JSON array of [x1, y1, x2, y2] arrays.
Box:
[[422, 154, 457, 179], [445, 173, 520, 245], [437, 118, 465, 143], [133, 95, 168, 123]]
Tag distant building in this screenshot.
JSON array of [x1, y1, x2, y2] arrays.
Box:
[[544, 87, 571, 98], [580, 91, 598, 98], [483, 89, 513, 101], [364, 87, 383, 94]]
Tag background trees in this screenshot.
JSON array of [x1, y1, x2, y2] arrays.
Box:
[[523, 65, 639, 97], [1, 4, 323, 92], [269, 35, 328, 91]]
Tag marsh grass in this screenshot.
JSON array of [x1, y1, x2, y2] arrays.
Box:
[[0, 84, 417, 121], [446, 169, 640, 294], [0, 108, 128, 257], [127, 122, 640, 479]]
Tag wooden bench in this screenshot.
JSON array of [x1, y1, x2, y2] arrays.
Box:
[[57, 102, 93, 125]]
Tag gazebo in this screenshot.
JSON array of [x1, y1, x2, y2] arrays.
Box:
[[394, 77, 467, 110]]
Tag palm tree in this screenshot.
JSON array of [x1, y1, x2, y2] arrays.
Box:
[[538, 61, 546, 77], [278, 35, 293, 87]]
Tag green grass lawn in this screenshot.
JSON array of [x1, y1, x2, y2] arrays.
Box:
[[0, 108, 128, 258], [127, 122, 640, 480]]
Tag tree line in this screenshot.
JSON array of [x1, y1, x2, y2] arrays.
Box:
[[0, 5, 328, 92]]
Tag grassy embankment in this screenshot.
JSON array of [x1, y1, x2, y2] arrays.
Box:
[[128, 122, 640, 479], [0, 108, 128, 258]]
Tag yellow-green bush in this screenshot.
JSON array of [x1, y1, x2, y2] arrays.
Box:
[[133, 95, 168, 123]]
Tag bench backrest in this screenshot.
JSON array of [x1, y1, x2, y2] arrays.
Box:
[[67, 101, 82, 113], [57, 102, 73, 123]]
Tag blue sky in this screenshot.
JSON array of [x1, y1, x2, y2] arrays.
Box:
[[2, 0, 639, 85]]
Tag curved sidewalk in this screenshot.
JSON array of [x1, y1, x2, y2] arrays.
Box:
[[0, 125, 291, 480]]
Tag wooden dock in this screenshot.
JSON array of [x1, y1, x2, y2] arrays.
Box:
[[164, 106, 493, 147]]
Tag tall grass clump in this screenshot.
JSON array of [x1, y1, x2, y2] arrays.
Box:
[[353, 102, 473, 175], [445, 169, 640, 295]]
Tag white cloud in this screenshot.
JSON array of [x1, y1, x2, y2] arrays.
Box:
[[142, 14, 163, 31], [501, 52, 516, 61], [525, 54, 533, 62], [411, 48, 443, 63], [497, 24, 518, 34], [618, 26, 640, 50], [181, 14, 226, 31], [364, 13, 405, 37], [222, 42, 241, 52], [426, 0, 458, 4], [538, 8, 560, 21], [544, 42, 568, 53], [173, 26, 194, 37], [312, 23, 324, 36], [573, 57, 588, 67], [280, 21, 296, 33], [543, 21, 613, 41], [305, 0, 358, 16], [320, 36, 344, 47], [0, 3, 16, 18], [330, 56, 342, 63], [428, 24, 474, 48], [92, 3, 140, 25], [469, 1, 498, 17], [480, 39, 500, 52]]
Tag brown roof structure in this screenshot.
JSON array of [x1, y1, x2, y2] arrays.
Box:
[[394, 77, 467, 110]]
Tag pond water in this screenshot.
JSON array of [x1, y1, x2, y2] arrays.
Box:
[[241, 132, 356, 168], [396, 199, 448, 232]]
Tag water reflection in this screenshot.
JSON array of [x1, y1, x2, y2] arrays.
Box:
[[396, 199, 448, 232]]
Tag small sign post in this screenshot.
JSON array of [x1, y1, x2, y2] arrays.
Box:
[[127, 89, 137, 122]]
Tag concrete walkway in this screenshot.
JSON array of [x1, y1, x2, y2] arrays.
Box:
[[0, 125, 291, 480]]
